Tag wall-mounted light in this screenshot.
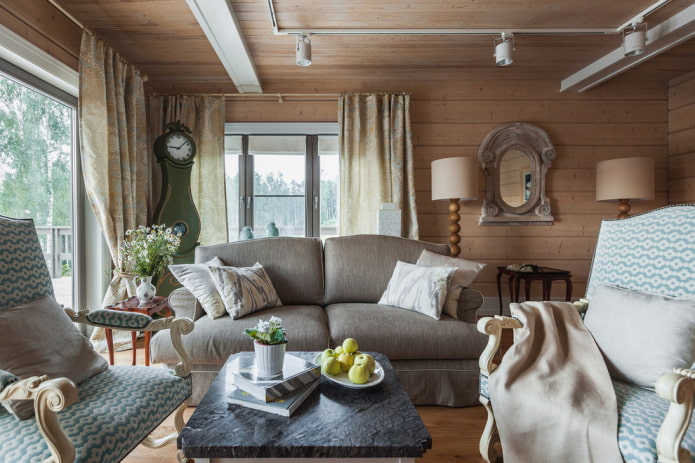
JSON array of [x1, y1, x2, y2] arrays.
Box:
[[623, 22, 647, 57], [296, 34, 312, 66], [494, 33, 514, 66]]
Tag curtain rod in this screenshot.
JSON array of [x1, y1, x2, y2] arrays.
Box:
[[46, 0, 85, 30]]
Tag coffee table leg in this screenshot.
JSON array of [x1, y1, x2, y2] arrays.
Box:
[[105, 328, 114, 366]]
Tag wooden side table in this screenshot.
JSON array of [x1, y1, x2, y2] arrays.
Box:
[[104, 296, 172, 366], [496, 266, 573, 315]]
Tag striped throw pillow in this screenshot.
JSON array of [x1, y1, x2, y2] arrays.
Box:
[[208, 263, 282, 319]]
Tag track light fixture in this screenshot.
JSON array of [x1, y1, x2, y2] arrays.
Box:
[[494, 33, 514, 66], [623, 22, 647, 57], [296, 34, 312, 66]]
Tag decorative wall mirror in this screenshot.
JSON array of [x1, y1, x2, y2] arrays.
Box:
[[478, 122, 555, 225]]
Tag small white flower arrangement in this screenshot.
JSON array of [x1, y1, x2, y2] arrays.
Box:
[[119, 224, 181, 278], [244, 316, 287, 345]]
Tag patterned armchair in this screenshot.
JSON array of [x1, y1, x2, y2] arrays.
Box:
[[0, 215, 194, 462], [478, 205, 695, 463]]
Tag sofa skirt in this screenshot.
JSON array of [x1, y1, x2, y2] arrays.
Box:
[[179, 358, 481, 407]]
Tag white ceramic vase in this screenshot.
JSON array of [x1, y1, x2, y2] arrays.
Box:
[[254, 341, 286, 377], [135, 275, 156, 303]]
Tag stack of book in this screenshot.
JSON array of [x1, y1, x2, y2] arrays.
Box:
[[226, 352, 320, 416]]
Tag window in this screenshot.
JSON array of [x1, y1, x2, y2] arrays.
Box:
[[0, 60, 77, 308], [224, 124, 339, 240]]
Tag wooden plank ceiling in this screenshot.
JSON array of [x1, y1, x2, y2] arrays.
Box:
[[58, 0, 695, 94]]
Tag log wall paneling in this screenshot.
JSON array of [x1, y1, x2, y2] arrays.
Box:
[[668, 71, 695, 204], [225, 77, 669, 303]]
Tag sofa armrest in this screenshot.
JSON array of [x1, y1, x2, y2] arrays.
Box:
[[456, 288, 484, 323], [66, 309, 194, 377], [656, 368, 695, 463], [0, 375, 78, 462], [168, 287, 202, 321]]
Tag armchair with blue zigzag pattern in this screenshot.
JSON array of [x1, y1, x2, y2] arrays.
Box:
[[0, 215, 194, 463], [478, 204, 695, 463]]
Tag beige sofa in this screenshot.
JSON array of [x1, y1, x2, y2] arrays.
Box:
[[151, 234, 487, 406]]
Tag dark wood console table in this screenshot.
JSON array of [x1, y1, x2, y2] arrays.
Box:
[[496, 266, 573, 315]]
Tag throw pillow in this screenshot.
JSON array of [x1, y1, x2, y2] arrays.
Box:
[[583, 284, 695, 389], [0, 296, 109, 419], [169, 257, 226, 319], [378, 261, 457, 320], [416, 249, 486, 319], [208, 263, 282, 319]]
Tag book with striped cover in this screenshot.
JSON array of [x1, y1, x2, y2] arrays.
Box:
[[227, 352, 320, 402]]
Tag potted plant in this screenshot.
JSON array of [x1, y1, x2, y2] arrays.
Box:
[[244, 316, 287, 377], [119, 224, 181, 303]]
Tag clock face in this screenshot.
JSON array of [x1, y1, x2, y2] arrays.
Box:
[[165, 133, 194, 162]]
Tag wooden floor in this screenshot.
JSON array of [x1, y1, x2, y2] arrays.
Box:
[[109, 343, 491, 463]]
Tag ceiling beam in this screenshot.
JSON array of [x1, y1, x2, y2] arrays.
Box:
[[186, 0, 262, 94], [561, 2, 695, 92]]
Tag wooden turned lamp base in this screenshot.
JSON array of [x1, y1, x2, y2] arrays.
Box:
[[447, 198, 461, 257], [616, 198, 632, 219]]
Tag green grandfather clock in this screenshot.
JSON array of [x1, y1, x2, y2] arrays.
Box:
[[153, 120, 201, 295]]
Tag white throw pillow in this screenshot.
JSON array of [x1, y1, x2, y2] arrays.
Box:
[[416, 249, 486, 319], [378, 261, 457, 320], [0, 296, 109, 419], [169, 257, 226, 319], [208, 263, 282, 319], [583, 284, 695, 389]]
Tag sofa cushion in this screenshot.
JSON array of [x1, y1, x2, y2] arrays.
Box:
[[151, 304, 330, 365], [325, 303, 487, 360], [209, 263, 282, 319], [378, 261, 456, 320], [584, 284, 695, 388], [416, 250, 486, 319], [0, 296, 108, 419], [169, 257, 226, 319], [324, 235, 450, 305], [195, 237, 324, 306]]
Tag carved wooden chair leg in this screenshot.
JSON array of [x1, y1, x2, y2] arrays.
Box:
[[479, 395, 500, 463], [141, 399, 190, 449]]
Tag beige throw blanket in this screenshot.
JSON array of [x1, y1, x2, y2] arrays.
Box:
[[489, 301, 623, 463]]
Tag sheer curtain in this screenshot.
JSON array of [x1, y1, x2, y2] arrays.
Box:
[[338, 93, 418, 239], [148, 95, 227, 246]]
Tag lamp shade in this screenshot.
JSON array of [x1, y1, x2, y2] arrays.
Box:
[[596, 156, 654, 201], [431, 156, 478, 200]]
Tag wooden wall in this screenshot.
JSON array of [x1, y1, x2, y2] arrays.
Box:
[[227, 78, 669, 305], [668, 71, 695, 203]]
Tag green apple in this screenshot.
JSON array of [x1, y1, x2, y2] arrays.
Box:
[[353, 353, 376, 374], [321, 357, 341, 376], [342, 337, 359, 354], [320, 348, 336, 362], [348, 364, 370, 384], [337, 352, 355, 372], [334, 346, 344, 355]]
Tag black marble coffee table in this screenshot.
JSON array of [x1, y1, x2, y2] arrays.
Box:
[[178, 351, 432, 462]]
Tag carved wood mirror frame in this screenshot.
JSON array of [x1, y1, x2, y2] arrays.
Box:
[[478, 122, 555, 225]]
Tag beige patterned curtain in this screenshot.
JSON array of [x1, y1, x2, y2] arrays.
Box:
[[148, 95, 227, 246], [78, 32, 150, 306], [338, 93, 418, 239]]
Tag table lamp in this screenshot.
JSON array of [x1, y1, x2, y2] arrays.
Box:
[[596, 156, 654, 219], [431, 156, 478, 257]]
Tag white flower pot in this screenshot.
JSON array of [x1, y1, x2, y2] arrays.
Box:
[[254, 341, 286, 377]]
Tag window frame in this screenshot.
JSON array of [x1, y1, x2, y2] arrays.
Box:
[[225, 122, 339, 239]]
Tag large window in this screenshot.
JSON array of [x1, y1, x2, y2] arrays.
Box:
[[224, 124, 338, 240], [0, 63, 77, 307]]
